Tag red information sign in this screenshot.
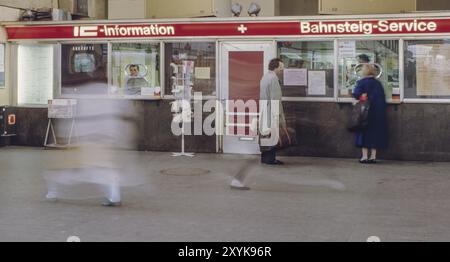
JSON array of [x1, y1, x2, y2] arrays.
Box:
[[5, 18, 450, 40]]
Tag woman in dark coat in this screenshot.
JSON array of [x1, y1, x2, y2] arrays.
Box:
[[352, 65, 388, 164]]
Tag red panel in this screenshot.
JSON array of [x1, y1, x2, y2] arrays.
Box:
[[5, 22, 301, 40], [229, 51, 263, 101], [228, 51, 263, 136], [5, 18, 450, 40]]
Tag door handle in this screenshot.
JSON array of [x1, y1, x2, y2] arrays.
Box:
[[239, 137, 255, 142]]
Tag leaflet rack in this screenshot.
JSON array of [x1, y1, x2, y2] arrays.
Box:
[[170, 61, 195, 157]]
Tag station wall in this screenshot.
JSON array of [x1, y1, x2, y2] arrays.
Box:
[[8, 101, 450, 161]]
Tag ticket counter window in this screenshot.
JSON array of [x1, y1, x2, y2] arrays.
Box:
[[0, 44, 5, 88], [278, 41, 335, 98], [404, 40, 450, 99], [61, 44, 108, 95], [338, 40, 400, 101], [111, 43, 161, 97], [17, 44, 55, 105], [164, 42, 216, 97]]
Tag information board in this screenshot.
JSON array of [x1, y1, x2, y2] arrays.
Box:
[[17, 45, 54, 104], [0, 44, 5, 88]]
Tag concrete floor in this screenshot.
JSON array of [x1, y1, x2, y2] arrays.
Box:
[[1, 147, 450, 242]]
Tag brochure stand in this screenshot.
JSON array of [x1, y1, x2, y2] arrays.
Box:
[[44, 99, 78, 149], [171, 61, 195, 157]]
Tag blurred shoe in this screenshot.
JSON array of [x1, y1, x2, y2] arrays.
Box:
[[46, 197, 58, 202], [230, 179, 250, 190], [230, 185, 251, 190], [102, 199, 122, 207], [263, 160, 284, 165], [46, 193, 58, 202]]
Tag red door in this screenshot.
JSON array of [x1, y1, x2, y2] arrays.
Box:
[[228, 51, 263, 137]]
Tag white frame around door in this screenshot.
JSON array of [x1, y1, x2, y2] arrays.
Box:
[[219, 41, 276, 155]]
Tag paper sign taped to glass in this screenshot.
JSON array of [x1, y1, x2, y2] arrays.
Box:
[[416, 44, 450, 96], [308, 71, 327, 96], [284, 68, 307, 86], [194, 67, 211, 80], [339, 41, 356, 58]]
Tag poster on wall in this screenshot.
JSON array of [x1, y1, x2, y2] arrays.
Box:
[[17, 45, 54, 105], [415, 44, 450, 96], [0, 44, 5, 88]]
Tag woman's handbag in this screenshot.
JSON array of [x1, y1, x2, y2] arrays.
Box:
[[260, 126, 297, 152], [347, 99, 371, 133], [277, 127, 296, 150]]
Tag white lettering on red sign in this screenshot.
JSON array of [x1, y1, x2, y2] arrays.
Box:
[[73, 24, 176, 37], [74, 26, 99, 37], [300, 20, 438, 35]]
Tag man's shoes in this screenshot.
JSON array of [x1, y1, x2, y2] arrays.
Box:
[[230, 185, 251, 190], [368, 159, 378, 164], [46, 197, 58, 203], [262, 160, 284, 166], [230, 179, 250, 190], [274, 160, 284, 165], [102, 199, 122, 207], [46, 193, 58, 202]]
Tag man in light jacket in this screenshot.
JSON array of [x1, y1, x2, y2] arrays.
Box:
[[259, 58, 286, 165], [229, 58, 287, 191]]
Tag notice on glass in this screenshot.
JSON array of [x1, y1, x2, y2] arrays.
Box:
[[415, 44, 450, 96], [283, 69, 307, 86], [339, 41, 356, 58], [17, 45, 54, 104], [308, 71, 326, 96], [195, 67, 211, 80], [0, 44, 4, 88]]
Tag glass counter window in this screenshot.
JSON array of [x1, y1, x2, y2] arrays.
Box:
[[277, 41, 335, 98], [111, 43, 161, 97], [404, 40, 450, 99], [164, 42, 216, 97], [338, 40, 400, 102], [61, 44, 108, 95]]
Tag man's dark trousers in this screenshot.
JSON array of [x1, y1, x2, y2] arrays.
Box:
[[261, 148, 277, 164]]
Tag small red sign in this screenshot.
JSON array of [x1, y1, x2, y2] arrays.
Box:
[[8, 114, 16, 125]]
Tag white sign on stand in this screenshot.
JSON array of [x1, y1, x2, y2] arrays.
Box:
[[48, 99, 77, 119], [45, 99, 78, 149]]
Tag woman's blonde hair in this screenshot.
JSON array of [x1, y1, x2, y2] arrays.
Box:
[[361, 64, 378, 78]]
